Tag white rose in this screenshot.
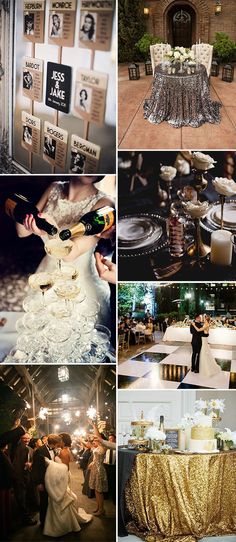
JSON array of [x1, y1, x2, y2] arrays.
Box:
[[212, 177, 236, 197], [183, 200, 210, 218], [192, 152, 216, 171], [174, 51, 180, 59], [160, 165, 177, 182]]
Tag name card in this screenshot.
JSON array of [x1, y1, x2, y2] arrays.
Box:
[[43, 122, 68, 170], [21, 112, 41, 154], [46, 62, 72, 113], [165, 429, 180, 449], [48, 0, 77, 47], [22, 57, 44, 102], [79, 0, 114, 51], [70, 135, 101, 173], [23, 0, 45, 43], [74, 69, 108, 125]]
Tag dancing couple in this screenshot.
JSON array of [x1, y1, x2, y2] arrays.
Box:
[[190, 315, 221, 377]]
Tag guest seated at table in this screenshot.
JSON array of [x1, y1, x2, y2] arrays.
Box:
[[135, 320, 146, 332], [144, 318, 154, 338]]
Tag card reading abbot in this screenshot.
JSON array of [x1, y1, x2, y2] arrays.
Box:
[[46, 62, 72, 113]]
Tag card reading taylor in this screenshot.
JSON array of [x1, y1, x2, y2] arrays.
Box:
[[23, 1, 45, 43], [74, 69, 108, 125], [70, 135, 101, 173], [79, 0, 114, 51], [46, 62, 72, 113], [22, 112, 41, 154], [22, 58, 44, 102], [43, 122, 68, 170], [48, 0, 77, 47]]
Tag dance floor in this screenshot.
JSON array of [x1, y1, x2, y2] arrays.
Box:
[[118, 343, 236, 390]]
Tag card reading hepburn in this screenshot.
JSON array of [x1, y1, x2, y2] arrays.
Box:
[[23, 1, 45, 43]]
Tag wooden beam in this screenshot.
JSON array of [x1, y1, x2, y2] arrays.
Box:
[[14, 367, 45, 406]]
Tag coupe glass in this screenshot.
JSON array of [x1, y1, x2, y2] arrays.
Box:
[[28, 272, 54, 305], [23, 294, 44, 313], [44, 238, 73, 272], [89, 324, 111, 362], [53, 263, 79, 282], [75, 298, 100, 323]]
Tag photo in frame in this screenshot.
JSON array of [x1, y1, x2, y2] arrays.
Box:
[[165, 429, 181, 449], [43, 121, 68, 170], [74, 69, 108, 125], [22, 58, 44, 102], [45, 62, 72, 114], [48, 0, 77, 47], [23, 0, 45, 43], [21, 112, 41, 154], [79, 0, 114, 51], [70, 135, 101, 174]]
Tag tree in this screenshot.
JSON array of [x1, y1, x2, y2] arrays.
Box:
[[118, 283, 149, 317], [119, 0, 146, 62]]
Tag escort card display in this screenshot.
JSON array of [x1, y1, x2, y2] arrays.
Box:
[[43, 121, 68, 170], [21, 112, 41, 154], [22, 57, 44, 102], [46, 62, 72, 113], [70, 134, 101, 173], [48, 0, 77, 47], [23, 0, 45, 43], [74, 69, 108, 125], [79, 0, 114, 51]]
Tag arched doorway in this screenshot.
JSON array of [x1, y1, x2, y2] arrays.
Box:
[[167, 3, 196, 47]]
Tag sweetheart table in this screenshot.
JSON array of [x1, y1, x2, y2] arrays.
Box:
[[118, 448, 236, 541], [144, 64, 221, 128], [163, 325, 236, 346]]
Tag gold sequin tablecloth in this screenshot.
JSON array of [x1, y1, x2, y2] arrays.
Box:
[[124, 451, 236, 542]]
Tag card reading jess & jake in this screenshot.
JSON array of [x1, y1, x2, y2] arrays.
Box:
[[43, 122, 68, 170], [74, 69, 108, 125], [23, 0, 45, 43], [22, 112, 41, 154], [46, 62, 72, 113]]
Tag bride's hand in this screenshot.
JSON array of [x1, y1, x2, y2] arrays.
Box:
[[23, 212, 57, 237]]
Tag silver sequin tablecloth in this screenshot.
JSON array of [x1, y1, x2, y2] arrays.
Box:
[[144, 64, 221, 128]]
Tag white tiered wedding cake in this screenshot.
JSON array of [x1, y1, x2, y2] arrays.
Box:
[[189, 414, 217, 453]]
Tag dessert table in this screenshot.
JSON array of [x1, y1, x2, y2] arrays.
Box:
[[163, 325, 236, 346], [144, 64, 221, 128], [118, 448, 236, 541]]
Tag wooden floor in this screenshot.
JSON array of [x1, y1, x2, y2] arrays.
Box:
[[118, 63, 236, 150], [9, 463, 116, 542]]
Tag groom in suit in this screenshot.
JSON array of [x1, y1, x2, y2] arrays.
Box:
[[190, 314, 204, 373], [31, 434, 62, 528]]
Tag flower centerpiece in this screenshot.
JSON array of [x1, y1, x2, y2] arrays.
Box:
[[165, 47, 195, 70], [216, 428, 234, 451], [192, 152, 216, 172], [212, 177, 236, 229], [208, 398, 225, 422], [146, 426, 166, 452], [194, 399, 208, 415]]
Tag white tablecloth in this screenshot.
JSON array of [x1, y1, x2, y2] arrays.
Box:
[[0, 312, 23, 361], [163, 326, 236, 346]]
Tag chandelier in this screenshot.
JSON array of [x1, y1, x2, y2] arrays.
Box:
[[58, 366, 69, 382]]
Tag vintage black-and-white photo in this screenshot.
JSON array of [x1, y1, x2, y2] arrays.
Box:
[[75, 85, 92, 114], [80, 12, 97, 42], [22, 125, 32, 146], [24, 13, 35, 35], [44, 135, 56, 160], [70, 150, 86, 173], [49, 13, 63, 38], [23, 70, 33, 91]]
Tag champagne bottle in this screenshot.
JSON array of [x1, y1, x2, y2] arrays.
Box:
[[159, 415, 165, 432], [59, 206, 115, 241], [5, 193, 58, 236]]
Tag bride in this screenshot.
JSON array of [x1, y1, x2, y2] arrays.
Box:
[[191, 315, 221, 377], [43, 432, 92, 537], [16, 176, 115, 327]]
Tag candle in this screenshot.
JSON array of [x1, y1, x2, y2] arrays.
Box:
[[179, 429, 186, 450], [185, 426, 191, 450], [210, 230, 232, 266]]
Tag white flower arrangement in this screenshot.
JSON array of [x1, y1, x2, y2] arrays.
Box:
[[194, 399, 208, 411], [146, 426, 166, 441], [217, 428, 233, 443], [192, 152, 216, 171], [178, 413, 193, 429], [166, 47, 195, 64], [212, 177, 236, 197], [160, 165, 177, 182], [182, 200, 210, 219], [208, 399, 225, 413]]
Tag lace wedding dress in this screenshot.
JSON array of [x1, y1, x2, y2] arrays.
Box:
[[44, 457, 92, 537], [199, 335, 221, 377], [36, 184, 111, 326]]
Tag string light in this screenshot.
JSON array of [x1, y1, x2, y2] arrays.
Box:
[[58, 366, 69, 382]]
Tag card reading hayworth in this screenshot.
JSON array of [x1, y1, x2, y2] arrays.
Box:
[[48, 0, 77, 47], [74, 69, 108, 125], [46, 62, 72, 113], [22, 112, 41, 154], [79, 0, 114, 51], [70, 135, 101, 174], [23, 1, 45, 43], [23, 58, 44, 102], [43, 122, 68, 170]]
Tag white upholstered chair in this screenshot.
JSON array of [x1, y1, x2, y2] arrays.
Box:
[[191, 43, 213, 77], [150, 43, 172, 75]]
